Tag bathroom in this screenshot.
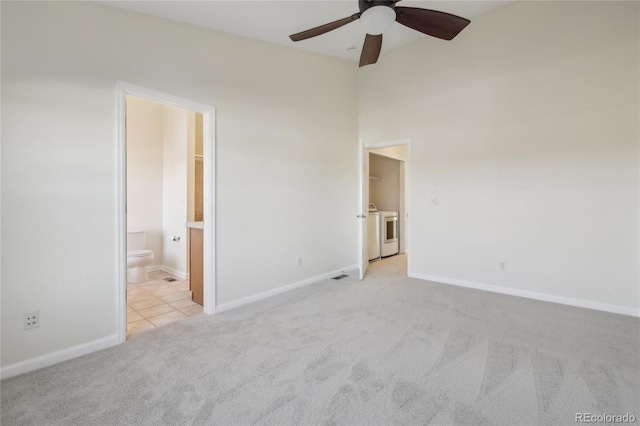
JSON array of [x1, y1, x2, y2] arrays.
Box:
[[125, 95, 204, 338]]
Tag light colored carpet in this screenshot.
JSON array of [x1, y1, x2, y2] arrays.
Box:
[[2, 254, 639, 425]]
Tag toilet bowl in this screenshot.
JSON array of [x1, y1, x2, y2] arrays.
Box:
[[127, 229, 155, 284], [127, 250, 155, 283]]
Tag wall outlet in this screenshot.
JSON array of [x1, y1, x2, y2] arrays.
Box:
[[431, 196, 439, 206], [296, 257, 302, 267], [24, 311, 39, 330], [499, 261, 507, 271]]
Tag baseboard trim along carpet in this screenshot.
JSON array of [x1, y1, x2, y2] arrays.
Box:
[[412, 273, 640, 318], [0, 334, 120, 380], [216, 264, 359, 314], [1, 266, 358, 380]]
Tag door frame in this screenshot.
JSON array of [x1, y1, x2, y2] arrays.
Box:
[[360, 138, 412, 278], [116, 82, 216, 343], [358, 138, 369, 279]]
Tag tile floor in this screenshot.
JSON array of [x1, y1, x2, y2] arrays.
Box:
[[127, 270, 203, 338]]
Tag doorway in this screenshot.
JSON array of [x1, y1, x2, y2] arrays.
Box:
[[358, 138, 411, 280], [116, 82, 216, 343]]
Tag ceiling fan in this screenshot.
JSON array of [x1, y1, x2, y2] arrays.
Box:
[[289, 0, 470, 67]]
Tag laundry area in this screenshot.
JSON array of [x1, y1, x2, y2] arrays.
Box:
[[367, 146, 407, 262]]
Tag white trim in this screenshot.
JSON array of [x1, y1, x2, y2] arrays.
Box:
[[216, 265, 359, 314], [0, 334, 119, 380], [202, 100, 216, 316], [116, 81, 217, 344], [358, 138, 368, 280], [364, 138, 411, 150], [160, 265, 188, 280], [116, 83, 128, 344], [129, 266, 189, 280], [362, 138, 412, 277], [410, 273, 640, 318], [341, 264, 360, 273]]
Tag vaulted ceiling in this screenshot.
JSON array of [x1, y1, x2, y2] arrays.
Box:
[[97, 1, 509, 62]]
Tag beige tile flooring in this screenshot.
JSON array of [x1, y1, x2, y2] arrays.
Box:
[[127, 271, 202, 339]]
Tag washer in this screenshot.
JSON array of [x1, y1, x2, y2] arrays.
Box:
[[368, 203, 381, 261], [379, 210, 399, 257]]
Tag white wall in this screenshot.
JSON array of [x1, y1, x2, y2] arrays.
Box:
[[1, 1, 358, 369], [162, 105, 190, 277], [126, 96, 164, 267], [359, 1, 639, 312]]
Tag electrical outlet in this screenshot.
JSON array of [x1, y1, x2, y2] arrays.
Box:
[[431, 196, 439, 206], [499, 261, 507, 271], [24, 311, 39, 330], [296, 257, 302, 267]]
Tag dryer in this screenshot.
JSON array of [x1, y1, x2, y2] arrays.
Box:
[[379, 210, 399, 257]]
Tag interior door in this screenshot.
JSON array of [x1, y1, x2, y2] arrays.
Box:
[[358, 142, 369, 280]]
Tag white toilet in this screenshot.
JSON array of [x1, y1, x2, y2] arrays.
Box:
[[127, 229, 155, 284]]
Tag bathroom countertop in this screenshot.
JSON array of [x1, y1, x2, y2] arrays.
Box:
[[186, 221, 204, 229]]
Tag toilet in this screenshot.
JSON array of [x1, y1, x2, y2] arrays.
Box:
[[127, 229, 155, 284]]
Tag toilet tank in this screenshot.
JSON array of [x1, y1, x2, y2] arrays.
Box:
[[127, 229, 147, 251]]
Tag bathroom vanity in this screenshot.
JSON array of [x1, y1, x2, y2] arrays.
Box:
[[186, 222, 203, 305]]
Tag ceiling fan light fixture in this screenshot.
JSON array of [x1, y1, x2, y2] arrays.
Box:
[[360, 5, 395, 35], [289, 1, 471, 68]]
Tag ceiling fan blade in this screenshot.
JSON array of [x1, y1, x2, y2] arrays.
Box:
[[395, 7, 470, 41], [289, 13, 360, 42], [359, 34, 383, 68]]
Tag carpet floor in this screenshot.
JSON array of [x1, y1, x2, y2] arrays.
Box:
[[2, 254, 639, 425]]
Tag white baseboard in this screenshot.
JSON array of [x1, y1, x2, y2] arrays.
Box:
[[341, 264, 360, 273], [161, 265, 188, 280], [410, 273, 640, 318], [0, 334, 120, 380], [1, 265, 359, 379], [147, 265, 188, 280], [216, 264, 359, 314]]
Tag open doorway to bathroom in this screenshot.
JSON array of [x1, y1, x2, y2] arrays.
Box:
[[362, 140, 410, 280], [124, 96, 204, 338], [117, 83, 216, 343]]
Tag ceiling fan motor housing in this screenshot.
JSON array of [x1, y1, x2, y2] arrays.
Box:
[[358, 0, 396, 14], [359, 0, 397, 35]]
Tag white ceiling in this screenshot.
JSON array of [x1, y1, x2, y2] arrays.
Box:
[[97, 1, 509, 62]]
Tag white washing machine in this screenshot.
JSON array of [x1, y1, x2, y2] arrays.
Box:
[[379, 210, 399, 257], [368, 203, 380, 260]]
